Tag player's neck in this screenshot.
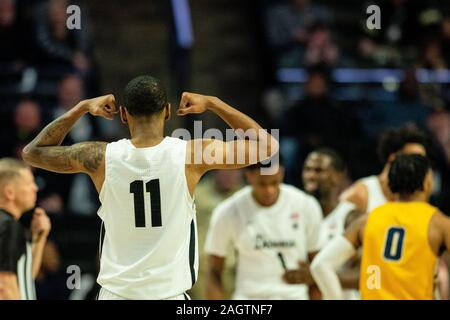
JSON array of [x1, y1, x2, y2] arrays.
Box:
[[0, 202, 22, 220], [397, 192, 426, 203], [320, 192, 339, 217], [129, 122, 165, 147]]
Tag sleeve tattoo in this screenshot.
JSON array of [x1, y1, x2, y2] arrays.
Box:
[[22, 103, 107, 175], [25, 142, 106, 174]]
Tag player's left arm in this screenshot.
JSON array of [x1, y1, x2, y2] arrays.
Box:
[[310, 214, 367, 299], [22, 95, 116, 190]]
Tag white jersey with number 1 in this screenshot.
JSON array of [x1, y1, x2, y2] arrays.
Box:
[[96, 137, 198, 300], [205, 184, 324, 300]]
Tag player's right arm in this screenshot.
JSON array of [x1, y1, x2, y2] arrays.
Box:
[[0, 272, 20, 300]]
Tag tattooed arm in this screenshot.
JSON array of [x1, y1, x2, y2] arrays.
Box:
[[22, 95, 117, 192]]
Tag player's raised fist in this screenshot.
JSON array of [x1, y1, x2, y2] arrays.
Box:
[[84, 94, 118, 120], [177, 92, 213, 116]]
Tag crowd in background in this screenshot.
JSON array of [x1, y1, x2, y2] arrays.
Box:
[[0, 0, 449, 299]]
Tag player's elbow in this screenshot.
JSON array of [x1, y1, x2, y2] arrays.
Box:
[[21, 145, 33, 163], [21, 145, 39, 166]]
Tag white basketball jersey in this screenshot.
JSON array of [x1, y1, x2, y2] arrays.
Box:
[[320, 201, 355, 246], [360, 175, 387, 213], [205, 184, 324, 299], [97, 137, 198, 300]]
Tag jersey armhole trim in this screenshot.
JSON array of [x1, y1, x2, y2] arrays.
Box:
[[181, 142, 196, 212]]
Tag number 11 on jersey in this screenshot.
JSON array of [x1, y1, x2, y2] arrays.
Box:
[[130, 179, 162, 228]]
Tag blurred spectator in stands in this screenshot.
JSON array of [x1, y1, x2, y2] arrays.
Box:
[[416, 39, 447, 70], [358, 69, 430, 138], [53, 74, 95, 142], [304, 23, 339, 67], [35, 240, 70, 299], [283, 67, 355, 183], [265, 0, 333, 68], [0, 0, 28, 66], [441, 15, 450, 66], [427, 108, 450, 215], [6, 100, 42, 158], [35, 0, 91, 73], [189, 169, 243, 300]]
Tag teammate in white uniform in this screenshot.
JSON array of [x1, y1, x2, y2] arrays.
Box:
[[302, 148, 361, 299], [340, 126, 427, 214], [22, 76, 279, 300], [205, 161, 323, 300]]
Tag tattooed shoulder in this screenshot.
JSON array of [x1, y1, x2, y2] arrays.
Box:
[[69, 142, 107, 173]]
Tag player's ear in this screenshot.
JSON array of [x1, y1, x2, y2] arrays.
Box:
[[423, 169, 434, 199], [120, 106, 128, 124], [164, 103, 171, 121]]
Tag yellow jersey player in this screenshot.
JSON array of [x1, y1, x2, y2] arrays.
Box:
[[311, 154, 450, 300]]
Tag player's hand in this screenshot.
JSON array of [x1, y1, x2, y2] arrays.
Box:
[[84, 94, 118, 120], [283, 261, 315, 285], [177, 92, 213, 116], [31, 208, 51, 242]]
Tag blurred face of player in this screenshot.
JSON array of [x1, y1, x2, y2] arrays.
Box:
[[302, 153, 339, 198], [11, 169, 38, 213], [246, 168, 284, 207]]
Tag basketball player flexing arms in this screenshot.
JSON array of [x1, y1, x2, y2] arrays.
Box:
[[22, 76, 279, 300]]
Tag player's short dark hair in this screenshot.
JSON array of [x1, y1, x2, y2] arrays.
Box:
[[246, 153, 283, 172], [123, 75, 168, 117], [377, 126, 427, 164], [312, 147, 346, 172], [388, 154, 430, 196]]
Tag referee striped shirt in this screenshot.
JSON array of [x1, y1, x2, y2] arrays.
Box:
[[0, 208, 36, 300]]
